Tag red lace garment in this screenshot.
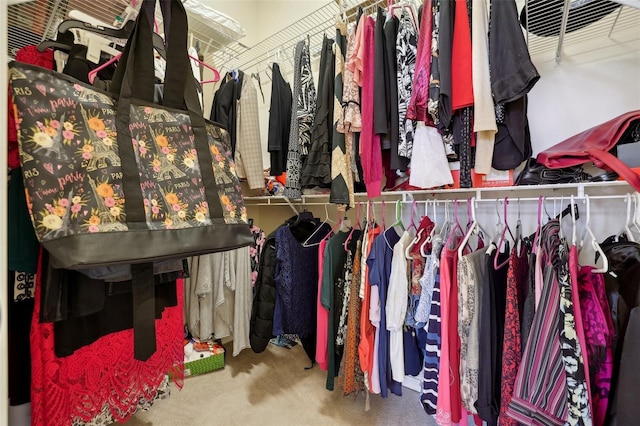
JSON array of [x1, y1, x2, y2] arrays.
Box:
[[31, 261, 184, 426]]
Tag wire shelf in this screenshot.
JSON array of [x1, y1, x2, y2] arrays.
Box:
[[230, 0, 387, 76], [6, 0, 247, 63], [522, 0, 640, 62]]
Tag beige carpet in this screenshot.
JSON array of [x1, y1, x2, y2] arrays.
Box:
[[125, 342, 437, 426]]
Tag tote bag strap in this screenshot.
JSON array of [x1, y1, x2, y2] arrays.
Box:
[[587, 148, 640, 192]]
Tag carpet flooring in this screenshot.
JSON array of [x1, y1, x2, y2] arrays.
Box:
[[125, 342, 437, 425]]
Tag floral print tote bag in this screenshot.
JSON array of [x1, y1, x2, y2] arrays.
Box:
[[8, 0, 252, 270]]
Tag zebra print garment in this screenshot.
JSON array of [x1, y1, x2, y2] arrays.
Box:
[[396, 10, 418, 161], [284, 40, 316, 200]]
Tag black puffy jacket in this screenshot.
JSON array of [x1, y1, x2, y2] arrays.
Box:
[[249, 229, 278, 353]]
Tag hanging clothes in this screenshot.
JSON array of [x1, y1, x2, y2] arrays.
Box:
[[339, 235, 366, 396], [384, 15, 405, 171], [499, 246, 531, 426], [316, 236, 331, 371], [420, 234, 444, 415], [359, 224, 381, 397], [302, 36, 334, 188], [184, 247, 253, 357], [267, 63, 293, 176], [373, 7, 390, 139], [31, 263, 183, 426], [236, 71, 265, 191], [340, 21, 363, 184], [407, 0, 433, 125], [333, 230, 362, 391], [368, 228, 403, 398], [396, 10, 418, 162], [577, 266, 613, 426], [476, 247, 509, 425], [436, 237, 467, 425], [506, 221, 569, 425], [358, 17, 383, 198], [459, 247, 491, 414], [471, 0, 497, 175], [284, 40, 316, 200], [330, 25, 354, 207], [322, 230, 350, 390], [556, 243, 592, 425], [210, 72, 239, 155], [250, 224, 266, 288], [488, 0, 539, 171], [437, 0, 455, 130], [273, 223, 328, 339], [386, 231, 413, 384]]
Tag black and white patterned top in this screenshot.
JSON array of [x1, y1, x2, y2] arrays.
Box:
[[396, 11, 418, 160]]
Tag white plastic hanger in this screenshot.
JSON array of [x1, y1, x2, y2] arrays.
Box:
[[532, 196, 543, 253], [580, 194, 608, 273], [421, 200, 439, 257], [458, 197, 480, 258], [301, 204, 336, 248], [383, 200, 405, 249], [404, 199, 421, 259]]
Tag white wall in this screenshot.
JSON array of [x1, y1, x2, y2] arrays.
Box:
[[528, 48, 640, 155]]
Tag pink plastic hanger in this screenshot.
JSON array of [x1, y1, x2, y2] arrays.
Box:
[[344, 202, 362, 252], [88, 52, 220, 84], [444, 199, 464, 250]]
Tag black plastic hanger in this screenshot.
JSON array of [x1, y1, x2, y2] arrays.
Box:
[[58, 19, 136, 40], [37, 30, 74, 53], [57, 19, 166, 59]]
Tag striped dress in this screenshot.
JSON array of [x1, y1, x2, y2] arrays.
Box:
[[506, 221, 568, 425]]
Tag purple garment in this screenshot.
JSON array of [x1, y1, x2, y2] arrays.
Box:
[[273, 224, 327, 337], [578, 266, 614, 426], [367, 228, 402, 398]]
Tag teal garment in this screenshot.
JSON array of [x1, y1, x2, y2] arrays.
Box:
[[321, 230, 350, 391], [8, 168, 39, 273]]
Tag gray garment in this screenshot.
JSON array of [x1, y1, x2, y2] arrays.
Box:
[[184, 246, 252, 356], [460, 247, 490, 414]]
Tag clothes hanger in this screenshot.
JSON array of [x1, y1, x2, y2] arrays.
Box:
[[458, 197, 487, 259], [344, 202, 362, 251], [421, 199, 438, 257], [515, 198, 524, 257], [404, 199, 423, 259], [444, 199, 464, 251], [301, 205, 335, 248], [532, 196, 543, 253], [88, 50, 218, 84], [383, 200, 405, 249], [581, 194, 608, 273], [570, 195, 578, 247], [494, 197, 514, 270], [251, 72, 265, 103], [58, 18, 136, 40], [388, 0, 418, 28]]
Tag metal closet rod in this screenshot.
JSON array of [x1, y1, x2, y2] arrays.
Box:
[[247, 193, 635, 208]]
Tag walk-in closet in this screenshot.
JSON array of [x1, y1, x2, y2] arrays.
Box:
[[3, 0, 640, 425]]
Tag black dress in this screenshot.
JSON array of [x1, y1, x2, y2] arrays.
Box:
[[267, 63, 293, 176], [301, 36, 334, 188]]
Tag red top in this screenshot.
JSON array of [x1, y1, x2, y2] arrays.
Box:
[[451, 0, 474, 110]]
